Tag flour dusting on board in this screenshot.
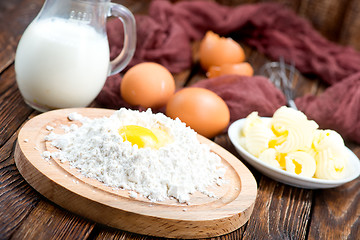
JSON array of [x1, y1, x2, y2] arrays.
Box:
[[44, 108, 226, 203]]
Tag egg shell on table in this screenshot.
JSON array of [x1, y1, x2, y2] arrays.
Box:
[[166, 87, 230, 138], [120, 62, 175, 109], [199, 31, 245, 71]]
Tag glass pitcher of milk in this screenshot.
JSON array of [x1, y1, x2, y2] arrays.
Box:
[[15, 0, 136, 112]]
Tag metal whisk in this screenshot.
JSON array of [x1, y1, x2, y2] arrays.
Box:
[[259, 58, 299, 110]]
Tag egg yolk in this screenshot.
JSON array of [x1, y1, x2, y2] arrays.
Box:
[[118, 125, 171, 149]]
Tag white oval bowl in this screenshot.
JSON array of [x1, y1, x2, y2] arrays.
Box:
[[228, 117, 360, 189]]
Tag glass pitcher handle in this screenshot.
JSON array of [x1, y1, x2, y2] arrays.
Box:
[[108, 3, 136, 75]]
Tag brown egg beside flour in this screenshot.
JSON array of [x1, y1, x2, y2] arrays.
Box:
[[166, 87, 230, 138], [121, 62, 175, 108]]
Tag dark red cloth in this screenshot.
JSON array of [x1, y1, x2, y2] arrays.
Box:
[[96, 74, 127, 109], [296, 73, 360, 143], [192, 75, 286, 124], [107, 15, 192, 73], [98, 0, 360, 143], [107, 0, 360, 85]]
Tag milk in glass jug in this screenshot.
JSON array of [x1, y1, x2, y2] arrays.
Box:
[[15, 0, 136, 112]]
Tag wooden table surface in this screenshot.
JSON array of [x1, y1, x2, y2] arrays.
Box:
[[1, 0, 360, 239]]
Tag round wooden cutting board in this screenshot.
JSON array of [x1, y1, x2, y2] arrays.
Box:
[[14, 108, 257, 239]]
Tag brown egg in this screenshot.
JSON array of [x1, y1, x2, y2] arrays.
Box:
[[199, 31, 245, 71], [207, 62, 254, 78], [121, 62, 175, 108], [166, 87, 230, 138]]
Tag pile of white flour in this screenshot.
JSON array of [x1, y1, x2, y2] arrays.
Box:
[[44, 108, 226, 203]]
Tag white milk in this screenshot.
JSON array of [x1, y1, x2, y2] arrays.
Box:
[[15, 17, 110, 111]]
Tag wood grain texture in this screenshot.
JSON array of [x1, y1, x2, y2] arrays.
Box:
[[1, 0, 360, 239], [339, 0, 360, 50], [0, 133, 40, 239], [14, 108, 257, 239], [0, 66, 34, 147], [0, 0, 43, 72], [94, 227, 162, 240], [241, 177, 313, 240], [11, 201, 95, 240], [296, 0, 350, 43], [308, 179, 360, 240]]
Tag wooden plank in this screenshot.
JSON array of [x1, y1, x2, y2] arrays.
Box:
[[0, 62, 18, 96], [0, 0, 41, 147], [1, 109, 97, 240], [1, 1, 357, 240], [12, 201, 95, 240], [94, 222, 246, 240], [0, 65, 34, 147], [307, 179, 360, 239], [0, 119, 94, 240], [94, 228, 150, 240], [297, 0, 351, 43], [0, 133, 40, 239], [0, 0, 24, 72], [0, 0, 43, 72], [241, 177, 313, 240], [339, 0, 360, 50]]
